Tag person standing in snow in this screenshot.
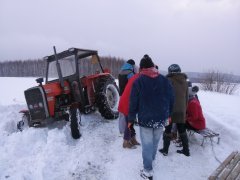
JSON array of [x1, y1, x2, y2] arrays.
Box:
[[159, 64, 190, 157], [118, 59, 136, 96], [171, 79, 196, 143], [186, 85, 206, 131], [118, 59, 136, 143], [118, 73, 141, 149], [128, 55, 174, 179]]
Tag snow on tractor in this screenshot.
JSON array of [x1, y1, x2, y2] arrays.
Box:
[[17, 47, 120, 139]]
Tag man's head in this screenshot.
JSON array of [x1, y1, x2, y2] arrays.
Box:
[[127, 59, 135, 66], [168, 64, 181, 73], [140, 54, 154, 69]]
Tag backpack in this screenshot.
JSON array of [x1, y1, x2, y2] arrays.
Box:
[[118, 73, 128, 96]]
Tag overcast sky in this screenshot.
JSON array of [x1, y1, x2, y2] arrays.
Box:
[[0, 0, 240, 75]]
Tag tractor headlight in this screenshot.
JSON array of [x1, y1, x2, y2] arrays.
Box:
[[39, 102, 43, 108], [29, 104, 33, 109]]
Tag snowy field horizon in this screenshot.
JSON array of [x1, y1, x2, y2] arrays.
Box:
[[0, 77, 240, 180]]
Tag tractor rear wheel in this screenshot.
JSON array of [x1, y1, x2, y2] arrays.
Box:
[[70, 108, 81, 139], [95, 78, 119, 119]]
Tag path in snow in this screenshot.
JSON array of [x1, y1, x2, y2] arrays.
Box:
[[0, 87, 240, 180]]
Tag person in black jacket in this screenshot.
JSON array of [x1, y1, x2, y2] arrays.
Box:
[[159, 64, 190, 157], [118, 59, 135, 95]]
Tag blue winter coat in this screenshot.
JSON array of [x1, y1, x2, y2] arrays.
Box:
[[118, 63, 135, 95], [128, 74, 174, 128]]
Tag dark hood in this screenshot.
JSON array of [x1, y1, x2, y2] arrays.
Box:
[[166, 73, 187, 84]]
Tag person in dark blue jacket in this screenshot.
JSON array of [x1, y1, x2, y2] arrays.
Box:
[[128, 55, 174, 179]]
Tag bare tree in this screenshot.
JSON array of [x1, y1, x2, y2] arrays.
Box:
[[200, 69, 239, 95], [200, 70, 215, 91]]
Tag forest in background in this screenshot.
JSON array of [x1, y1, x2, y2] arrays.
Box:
[[0, 56, 125, 78], [1, 58, 239, 87]]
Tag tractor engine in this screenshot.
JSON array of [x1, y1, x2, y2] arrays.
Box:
[[54, 94, 71, 120], [24, 80, 72, 126]]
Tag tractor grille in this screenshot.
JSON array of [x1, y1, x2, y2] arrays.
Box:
[[24, 87, 49, 121]]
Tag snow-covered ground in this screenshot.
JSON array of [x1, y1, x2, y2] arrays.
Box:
[[0, 77, 240, 180]]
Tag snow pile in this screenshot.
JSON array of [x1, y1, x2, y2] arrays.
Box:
[[0, 77, 240, 180]]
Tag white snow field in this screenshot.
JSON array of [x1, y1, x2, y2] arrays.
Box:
[[0, 77, 240, 180]]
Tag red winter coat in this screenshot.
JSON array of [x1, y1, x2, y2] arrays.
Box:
[[118, 74, 140, 116], [186, 97, 206, 130]]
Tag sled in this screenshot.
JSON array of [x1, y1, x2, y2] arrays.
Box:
[[208, 151, 240, 180], [188, 128, 220, 146]]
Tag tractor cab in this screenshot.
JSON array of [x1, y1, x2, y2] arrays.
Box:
[[44, 48, 104, 84]]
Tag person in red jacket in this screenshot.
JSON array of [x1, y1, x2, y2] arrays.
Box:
[[186, 86, 206, 131], [118, 73, 141, 148]]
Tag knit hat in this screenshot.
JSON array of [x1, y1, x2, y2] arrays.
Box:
[[189, 85, 199, 96], [127, 59, 135, 66], [168, 64, 181, 73], [140, 54, 154, 69]]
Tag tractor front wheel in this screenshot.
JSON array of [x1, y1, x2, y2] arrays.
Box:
[[95, 78, 119, 119], [17, 112, 33, 131], [70, 108, 81, 139]]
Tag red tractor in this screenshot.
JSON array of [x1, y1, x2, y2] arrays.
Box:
[[18, 47, 120, 139]]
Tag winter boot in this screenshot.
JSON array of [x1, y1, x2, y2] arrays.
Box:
[[159, 133, 171, 156], [130, 136, 141, 145], [176, 132, 190, 156], [123, 140, 137, 149]]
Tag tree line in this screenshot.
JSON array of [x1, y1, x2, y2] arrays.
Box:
[[1, 58, 239, 95], [0, 56, 125, 78]]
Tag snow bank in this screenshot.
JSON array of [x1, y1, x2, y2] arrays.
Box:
[[0, 77, 240, 180]]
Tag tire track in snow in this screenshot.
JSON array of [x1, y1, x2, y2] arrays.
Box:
[[67, 113, 118, 180]]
